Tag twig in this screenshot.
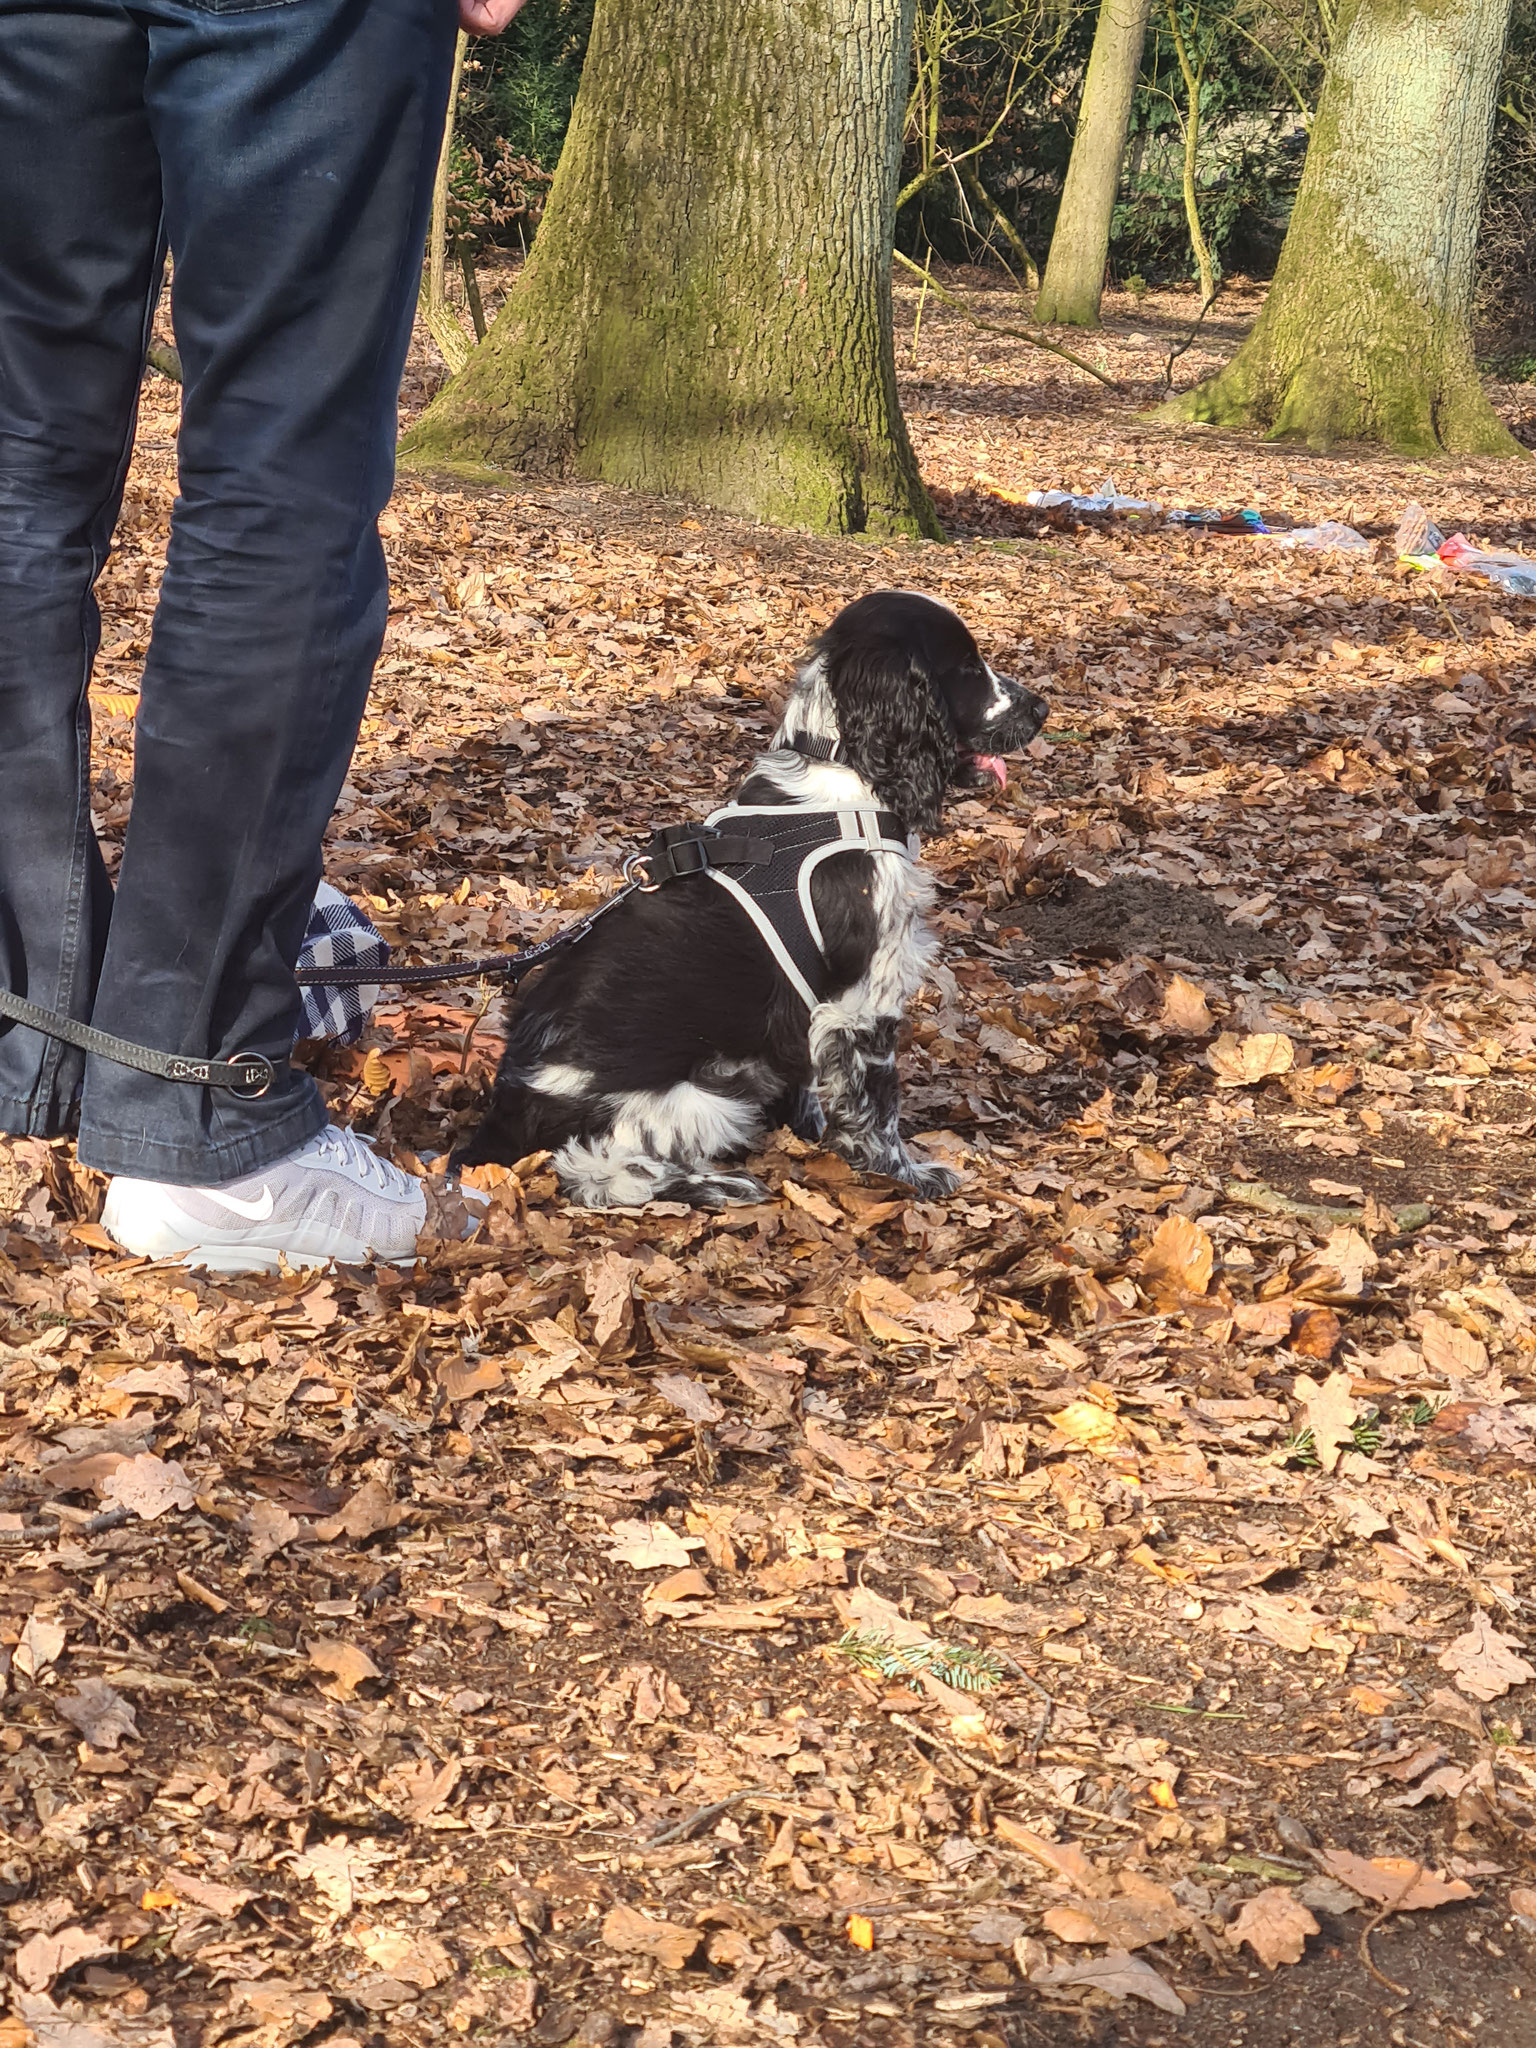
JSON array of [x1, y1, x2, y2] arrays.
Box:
[[1359, 1864, 1419, 1998], [993, 1655, 1055, 1760], [892, 250, 1123, 390], [644, 1784, 773, 1849], [1160, 280, 1226, 395], [0, 1506, 132, 1549], [889, 1712, 1141, 1832]]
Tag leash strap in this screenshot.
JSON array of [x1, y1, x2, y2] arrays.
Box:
[[0, 987, 275, 1097]]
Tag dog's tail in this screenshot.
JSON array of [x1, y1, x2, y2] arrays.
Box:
[[552, 1135, 765, 1211]]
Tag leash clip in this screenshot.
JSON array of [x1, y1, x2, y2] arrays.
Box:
[[623, 852, 660, 893]]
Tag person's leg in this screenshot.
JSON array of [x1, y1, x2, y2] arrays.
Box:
[[78, 0, 457, 1181], [0, 4, 164, 1138]]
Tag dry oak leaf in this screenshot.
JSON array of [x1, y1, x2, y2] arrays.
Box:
[[15, 1995, 174, 2048], [781, 1178, 843, 1226], [314, 1478, 406, 1543], [1417, 1313, 1489, 1380], [289, 1835, 390, 1918], [1510, 1885, 1536, 1917], [605, 1518, 701, 1570], [1291, 1306, 1343, 1362], [245, 1498, 301, 1566], [991, 1819, 1113, 1897], [1043, 1889, 1185, 1951], [652, 1372, 725, 1424], [585, 1249, 640, 1354], [601, 1902, 701, 1970], [100, 1452, 195, 1522], [950, 1592, 1085, 1638], [1138, 1214, 1214, 1295], [849, 1274, 973, 1345], [1049, 1399, 1124, 1450], [307, 1638, 382, 1700], [1225, 1888, 1319, 1968], [1314, 1850, 1473, 1911], [1207, 1590, 1350, 1656], [1436, 1613, 1536, 1701], [1030, 1949, 1185, 2016], [13, 1924, 113, 1993], [384, 1756, 463, 1823], [1159, 973, 1215, 1037], [55, 1679, 137, 1751], [161, 1871, 253, 1917], [15, 1613, 67, 1679], [1209, 1030, 1295, 1086], [1295, 1370, 1359, 1474], [802, 1418, 887, 1481], [355, 1925, 454, 1988], [1318, 1224, 1377, 1296]]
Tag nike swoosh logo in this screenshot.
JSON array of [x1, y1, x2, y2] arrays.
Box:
[[200, 1185, 276, 1222]]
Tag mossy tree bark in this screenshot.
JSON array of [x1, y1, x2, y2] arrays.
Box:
[[1035, 0, 1154, 327], [403, 0, 940, 536], [1164, 0, 1523, 455]]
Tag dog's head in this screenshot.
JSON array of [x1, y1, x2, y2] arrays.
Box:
[[779, 590, 1048, 832]]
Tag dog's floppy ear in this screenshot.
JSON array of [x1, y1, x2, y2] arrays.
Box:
[[825, 644, 954, 832]]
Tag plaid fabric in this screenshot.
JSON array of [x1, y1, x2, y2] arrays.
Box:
[[296, 882, 389, 1044]]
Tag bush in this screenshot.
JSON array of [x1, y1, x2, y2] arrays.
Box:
[[452, 0, 596, 250]]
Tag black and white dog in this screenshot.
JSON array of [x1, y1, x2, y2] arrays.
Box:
[[454, 590, 1047, 1207]]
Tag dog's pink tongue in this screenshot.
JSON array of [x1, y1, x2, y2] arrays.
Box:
[[975, 754, 1007, 788]]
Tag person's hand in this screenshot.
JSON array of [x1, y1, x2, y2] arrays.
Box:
[[460, 0, 528, 32]]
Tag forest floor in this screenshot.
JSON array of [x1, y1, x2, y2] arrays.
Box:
[[3, 273, 1536, 2048]]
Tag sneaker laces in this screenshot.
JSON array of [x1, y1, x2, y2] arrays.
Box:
[[306, 1124, 416, 1199]]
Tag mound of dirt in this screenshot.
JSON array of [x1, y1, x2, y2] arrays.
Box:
[[1011, 874, 1274, 966]]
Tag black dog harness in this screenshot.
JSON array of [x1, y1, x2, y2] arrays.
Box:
[[0, 752, 912, 1085], [642, 799, 913, 1009]]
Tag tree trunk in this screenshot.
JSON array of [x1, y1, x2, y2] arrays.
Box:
[[420, 31, 473, 376], [1035, 0, 1153, 327], [1164, 0, 1523, 455], [403, 0, 940, 537]]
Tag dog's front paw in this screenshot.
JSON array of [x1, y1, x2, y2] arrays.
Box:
[[902, 1156, 961, 1201]]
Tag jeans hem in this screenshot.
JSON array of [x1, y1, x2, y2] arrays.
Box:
[[0, 1092, 79, 1142], [74, 1090, 328, 1186]]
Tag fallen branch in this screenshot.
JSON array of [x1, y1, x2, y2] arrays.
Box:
[[643, 1784, 772, 1849], [892, 250, 1123, 390], [889, 1711, 1141, 1831]]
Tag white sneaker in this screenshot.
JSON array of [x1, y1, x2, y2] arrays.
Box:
[[101, 1124, 483, 1275]]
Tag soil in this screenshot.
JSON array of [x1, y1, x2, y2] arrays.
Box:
[[1009, 876, 1276, 970]]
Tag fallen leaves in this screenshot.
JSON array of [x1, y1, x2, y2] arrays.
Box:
[[54, 1679, 137, 1750], [3, 292, 1535, 2048], [1226, 1888, 1320, 1968], [306, 1638, 383, 1699], [13, 1924, 112, 1993], [1031, 1948, 1186, 2015], [605, 1518, 701, 1570], [1295, 1369, 1360, 1473], [1209, 1030, 1296, 1086], [100, 1452, 195, 1521], [15, 1613, 67, 1678], [1313, 1850, 1474, 1911], [601, 1902, 701, 1969], [1137, 1213, 1214, 1295], [1437, 1613, 1536, 1700]]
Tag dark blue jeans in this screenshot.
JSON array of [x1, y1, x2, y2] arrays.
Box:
[[0, 0, 456, 1182]]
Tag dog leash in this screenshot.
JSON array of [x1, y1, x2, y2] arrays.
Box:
[[0, 827, 777, 1085], [291, 826, 778, 990], [0, 987, 276, 1097]]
